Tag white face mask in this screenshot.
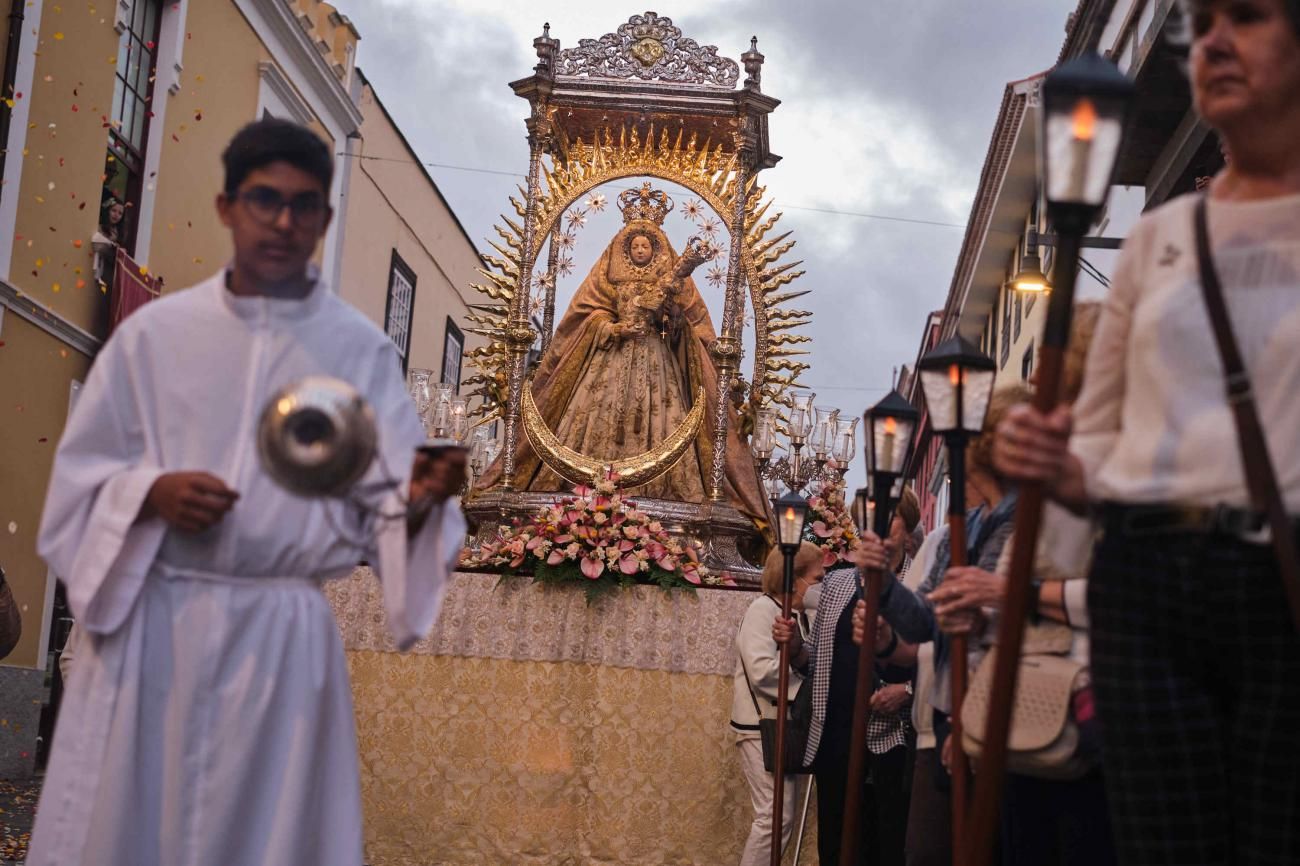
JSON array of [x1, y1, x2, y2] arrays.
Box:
[[801, 582, 821, 615]]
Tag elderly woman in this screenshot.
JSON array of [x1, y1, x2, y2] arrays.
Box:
[[731, 541, 823, 866], [851, 386, 1027, 865], [773, 535, 894, 866], [929, 305, 1116, 866], [994, 2, 1300, 861]]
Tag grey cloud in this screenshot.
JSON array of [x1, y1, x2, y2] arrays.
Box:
[[341, 1, 1075, 494]]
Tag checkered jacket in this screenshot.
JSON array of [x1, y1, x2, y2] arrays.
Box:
[[801, 566, 861, 766]]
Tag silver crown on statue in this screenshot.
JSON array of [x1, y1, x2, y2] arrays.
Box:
[[618, 182, 674, 226]]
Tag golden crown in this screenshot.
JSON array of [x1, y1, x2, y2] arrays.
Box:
[[618, 183, 674, 226]]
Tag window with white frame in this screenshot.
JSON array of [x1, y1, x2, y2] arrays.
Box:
[[442, 318, 464, 393], [1000, 286, 1012, 368], [384, 252, 416, 372], [104, 0, 164, 256]]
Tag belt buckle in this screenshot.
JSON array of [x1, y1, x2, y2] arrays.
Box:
[[1208, 504, 1233, 534], [1210, 504, 1266, 537], [1121, 507, 1169, 536]]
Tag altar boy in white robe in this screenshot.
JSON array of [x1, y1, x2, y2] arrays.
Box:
[[27, 118, 467, 866]]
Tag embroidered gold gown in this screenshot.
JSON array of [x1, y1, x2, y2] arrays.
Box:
[[479, 220, 767, 527]]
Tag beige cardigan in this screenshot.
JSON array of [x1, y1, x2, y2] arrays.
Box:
[[730, 594, 807, 743]]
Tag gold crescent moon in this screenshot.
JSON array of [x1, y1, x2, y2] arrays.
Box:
[[521, 383, 706, 488]]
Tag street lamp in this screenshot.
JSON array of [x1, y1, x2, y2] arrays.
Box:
[[839, 389, 918, 866], [1009, 229, 1052, 294], [768, 488, 810, 866], [917, 335, 997, 863], [969, 51, 1134, 866]]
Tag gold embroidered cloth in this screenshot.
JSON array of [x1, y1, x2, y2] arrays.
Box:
[[328, 571, 819, 864], [326, 569, 755, 676]]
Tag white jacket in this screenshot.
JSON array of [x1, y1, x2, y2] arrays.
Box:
[[730, 594, 807, 742]]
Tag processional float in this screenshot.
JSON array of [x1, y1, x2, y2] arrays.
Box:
[[462, 13, 835, 577]]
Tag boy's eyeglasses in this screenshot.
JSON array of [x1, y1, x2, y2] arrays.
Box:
[[237, 186, 327, 226]]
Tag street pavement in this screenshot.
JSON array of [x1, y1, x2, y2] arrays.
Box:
[[0, 778, 38, 865]]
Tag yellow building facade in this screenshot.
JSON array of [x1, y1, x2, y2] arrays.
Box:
[[0, 0, 482, 776]]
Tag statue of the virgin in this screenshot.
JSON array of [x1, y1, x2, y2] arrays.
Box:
[[478, 183, 768, 527]]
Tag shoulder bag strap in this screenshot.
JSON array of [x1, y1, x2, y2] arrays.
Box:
[[1193, 196, 1300, 632], [738, 597, 780, 715], [737, 650, 765, 716]]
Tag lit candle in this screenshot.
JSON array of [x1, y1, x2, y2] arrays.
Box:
[[1068, 97, 1097, 201], [882, 416, 897, 473]]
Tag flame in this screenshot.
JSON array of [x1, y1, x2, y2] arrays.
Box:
[[949, 364, 961, 386], [884, 416, 897, 434], [1072, 98, 1097, 142], [784, 506, 796, 523]]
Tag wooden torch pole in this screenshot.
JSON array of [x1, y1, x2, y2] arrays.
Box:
[[838, 484, 892, 866], [966, 231, 1082, 866], [945, 438, 971, 866], [770, 545, 797, 866]]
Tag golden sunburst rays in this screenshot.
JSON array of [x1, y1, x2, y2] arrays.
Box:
[[463, 122, 810, 421]]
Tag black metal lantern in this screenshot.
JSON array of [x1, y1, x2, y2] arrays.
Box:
[[1040, 52, 1135, 234], [917, 336, 997, 437], [772, 489, 810, 552], [969, 51, 1135, 866], [864, 389, 919, 479], [851, 486, 870, 534]]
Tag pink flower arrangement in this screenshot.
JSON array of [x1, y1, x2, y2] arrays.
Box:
[[805, 481, 861, 567], [462, 476, 732, 601]]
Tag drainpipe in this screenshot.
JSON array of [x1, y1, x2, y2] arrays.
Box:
[[0, 0, 25, 204]]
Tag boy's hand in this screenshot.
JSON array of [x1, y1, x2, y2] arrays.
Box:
[[143, 472, 239, 533], [411, 447, 469, 505]]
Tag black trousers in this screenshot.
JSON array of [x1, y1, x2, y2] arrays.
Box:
[[904, 748, 951, 866], [869, 745, 910, 866], [815, 731, 873, 866], [814, 736, 908, 866], [999, 771, 1116, 866], [1089, 523, 1300, 865]]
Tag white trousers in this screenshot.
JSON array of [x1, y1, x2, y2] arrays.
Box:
[[737, 738, 802, 866]]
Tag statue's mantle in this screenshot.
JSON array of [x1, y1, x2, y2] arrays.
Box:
[[464, 489, 763, 583]]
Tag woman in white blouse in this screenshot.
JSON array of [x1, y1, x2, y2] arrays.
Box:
[[995, 2, 1300, 862], [730, 542, 823, 866]]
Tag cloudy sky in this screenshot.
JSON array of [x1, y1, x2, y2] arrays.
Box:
[[337, 0, 1078, 493]]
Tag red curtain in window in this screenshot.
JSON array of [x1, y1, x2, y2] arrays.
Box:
[[108, 246, 161, 336]]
